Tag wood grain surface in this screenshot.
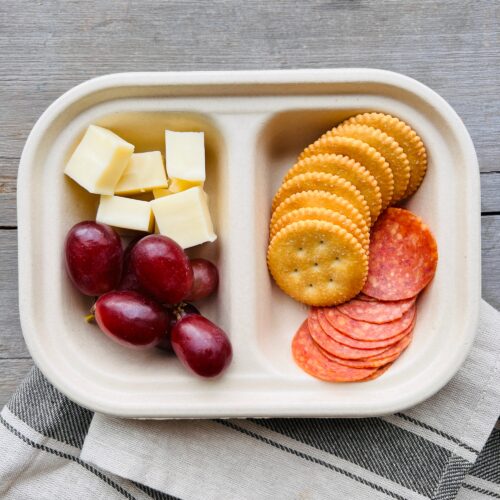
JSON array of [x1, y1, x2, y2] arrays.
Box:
[[0, 0, 498, 406]]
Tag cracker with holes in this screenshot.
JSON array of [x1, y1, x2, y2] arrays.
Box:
[[299, 136, 394, 215], [270, 190, 369, 238], [271, 207, 369, 251], [341, 112, 427, 199], [284, 154, 382, 222], [272, 172, 371, 226], [267, 220, 368, 306]]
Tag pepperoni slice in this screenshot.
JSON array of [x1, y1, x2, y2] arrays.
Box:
[[291, 320, 377, 381], [325, 305, 416, 341], [317, 308, 408, 349], [362, 208, 438, 300], [320, 329, 414, 368], [308, 310, 388, 359], [358, 293, 377, 302], [318, 346, 398, 367], [361, 362, 393, 381], [337, 297, 415, 324]]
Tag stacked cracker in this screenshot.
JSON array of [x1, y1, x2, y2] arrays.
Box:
[[267, 112, 427, 307]]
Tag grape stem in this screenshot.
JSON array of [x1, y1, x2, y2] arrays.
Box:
[[84, 314, 96, 323], [86, 302, 97, 323], [171, 302, 186, 321]]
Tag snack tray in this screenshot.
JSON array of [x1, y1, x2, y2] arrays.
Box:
[[17, 69, 480, 418]]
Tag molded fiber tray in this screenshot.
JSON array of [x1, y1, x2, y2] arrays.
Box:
[[17, 69, 480, 418]]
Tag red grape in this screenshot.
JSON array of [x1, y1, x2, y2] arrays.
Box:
[[185, 259, 219, 301], [118, 236, 144, 292], [131, 235, 193, 305], [65, 221, 122, 296], [95, 290, 170, 349], [157, 303, 200, 352], [171, 314, 232, 377]]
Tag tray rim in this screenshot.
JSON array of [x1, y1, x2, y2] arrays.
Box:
[[17, 68, 481, 418]]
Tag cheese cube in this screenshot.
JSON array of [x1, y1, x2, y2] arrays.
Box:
[[115, 151, 168, 195], [165, 130, 205, 182], [152, 188, 170, 199], [151, 186, 216, 249], [64, 125, 134, 195], [152, 179, 202, 199], [96, 196, 153, 232], [168, 177, 203, 193]]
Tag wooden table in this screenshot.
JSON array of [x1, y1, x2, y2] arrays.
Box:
[[0, 0, 498, 406]]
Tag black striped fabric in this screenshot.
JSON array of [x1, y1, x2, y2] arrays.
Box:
[[5, 367, 499, 500], [0, 413, 137, 500], [469, 429, 500, 484], [7, 367, 93, 448], [251, 417, 470, 498]]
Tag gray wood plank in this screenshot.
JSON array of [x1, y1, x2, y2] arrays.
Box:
[[481, 172, 500, 214], [0, 358, 32, 408], [0, 0, 499, 225], [481, 215, 500, 310], [0, 156, 17, 227]]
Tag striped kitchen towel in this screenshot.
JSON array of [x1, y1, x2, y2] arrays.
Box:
[[1, 299, 499, 500]]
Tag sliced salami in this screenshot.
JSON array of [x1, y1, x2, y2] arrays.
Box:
[[358, 293, 377, 302], [325, 305, 416, 341], [319, 347, 398, 368], [321, 329, 414, 368], [317, 308, 408, 349], [361, 362, 393, 381], [362, 208, 438, 300], [337, 297, 415, 324], [291, 320, 377, 381], [308, 310, 388, 359]]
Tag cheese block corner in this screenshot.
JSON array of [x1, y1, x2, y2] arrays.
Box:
[[151, 186, 216, 248], [165, 130, 206, 183], [115, 151, 168, 195], [96, 195, 153, 232], [64, 125, 134, 195]]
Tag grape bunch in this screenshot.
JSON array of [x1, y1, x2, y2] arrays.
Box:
[[64, 222, 231, 378]]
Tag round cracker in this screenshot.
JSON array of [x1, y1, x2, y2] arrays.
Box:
[[327, 124, 410, 204], [284, 154, 382, 222], [271, 207, 369, 252], [342, 113, 427, 199], [270, 190, 369, 238], [267, 220, 368, 306], [271, 172, 371, 227], [299, 136, 394, 214]]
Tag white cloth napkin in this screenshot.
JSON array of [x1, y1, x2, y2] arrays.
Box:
[[1, 300, 499, 500]]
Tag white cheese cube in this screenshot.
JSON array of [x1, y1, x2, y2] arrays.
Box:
[[168, 177, 203, 193], [115, 151, 168, 195], [152, 178, 202, 199], [96, 196, 153, 232], [165, 130, 205, 182], [151, 186, 216, 249], [152, 188, 170, 199], [64, 125, 134, 195]]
